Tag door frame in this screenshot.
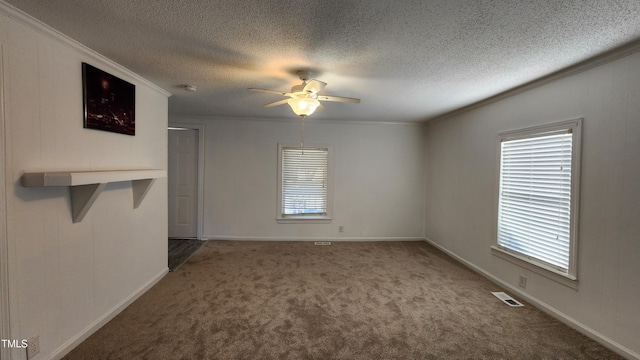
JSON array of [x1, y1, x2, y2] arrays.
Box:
[[1, 43, 13, 360], [168, 122, 205, 239]]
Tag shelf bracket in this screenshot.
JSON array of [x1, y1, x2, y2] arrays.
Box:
[[21, 169, 166, 222], [70, 183, 107, 223], [132, 178, 156, 209]]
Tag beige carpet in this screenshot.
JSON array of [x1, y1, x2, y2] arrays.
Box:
[[63, 241, 622, 359]]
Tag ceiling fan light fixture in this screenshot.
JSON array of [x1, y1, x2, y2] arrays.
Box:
[[288, 97, 320, 116]]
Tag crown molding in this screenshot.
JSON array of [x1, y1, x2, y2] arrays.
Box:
[[168, 113, 425, 127], [430, 39, 640, 124], [0, 1, 171, 97]]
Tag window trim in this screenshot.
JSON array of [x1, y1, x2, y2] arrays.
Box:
[[277, 143, 333, 223], [493, 118, 582, 287]]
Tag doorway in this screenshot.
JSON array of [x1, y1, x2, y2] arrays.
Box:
[[168, 127, 200, 238]]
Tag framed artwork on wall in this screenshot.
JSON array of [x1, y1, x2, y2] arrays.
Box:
[[82, 62, 136, 135]]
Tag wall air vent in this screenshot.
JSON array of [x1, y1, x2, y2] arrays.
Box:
[[314, 242, 331, 246]]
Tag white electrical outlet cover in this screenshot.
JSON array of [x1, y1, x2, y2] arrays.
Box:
[[27, 335, 40, 359]]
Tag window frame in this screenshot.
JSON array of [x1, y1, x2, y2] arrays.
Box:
[[277, 143, 333, 224], [492, 118, 582, 289]]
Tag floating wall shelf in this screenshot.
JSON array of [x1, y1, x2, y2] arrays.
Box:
[[21, 169, 166, 223]]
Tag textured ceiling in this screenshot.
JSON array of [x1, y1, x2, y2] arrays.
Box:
[[6, 0, 640, 122]]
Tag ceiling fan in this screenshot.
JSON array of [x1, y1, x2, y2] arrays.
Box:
[[249, 71, 360, 117]]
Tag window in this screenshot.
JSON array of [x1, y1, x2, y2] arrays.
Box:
[[277, 144, 332, 222], [493, 119, 582, 284]]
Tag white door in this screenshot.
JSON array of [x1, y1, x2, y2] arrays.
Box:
[[168, 128, 198, 238]]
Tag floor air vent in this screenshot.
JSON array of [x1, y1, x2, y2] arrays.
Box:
[[314, 241, 331, 246], [492, 292, 524, 307]]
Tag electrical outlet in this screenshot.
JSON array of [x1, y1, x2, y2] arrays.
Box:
[[27, 335, 40, 359], [518, 275, 527, 289], [338, 225, 344, 233]]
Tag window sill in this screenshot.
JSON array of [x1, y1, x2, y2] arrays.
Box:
[[491, 246, 578, 290], [277, 217, 332, 224]]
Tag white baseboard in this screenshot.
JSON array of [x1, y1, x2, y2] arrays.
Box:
[[48, 268, 169, 360], [204, 235, 425, 242], [423, 237, 639, 360]]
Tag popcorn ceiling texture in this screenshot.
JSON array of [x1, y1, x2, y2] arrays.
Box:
[[6, 0, 640, 121]]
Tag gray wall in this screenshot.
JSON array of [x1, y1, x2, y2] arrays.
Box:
[[424, 52, 640, 357], [1, 6, 169, 359], [170, 117, 426, 241]]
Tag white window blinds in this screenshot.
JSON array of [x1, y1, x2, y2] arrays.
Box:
[[497, 130, 573, 272], [281, 147, 328, 216]]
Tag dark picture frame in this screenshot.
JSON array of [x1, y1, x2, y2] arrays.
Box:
[[82, 63, 136, 135]]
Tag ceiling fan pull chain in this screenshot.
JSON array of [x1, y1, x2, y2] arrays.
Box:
[[300, 115, 305, 152]]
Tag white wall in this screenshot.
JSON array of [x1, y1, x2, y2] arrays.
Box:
[[424, 51, 640, 358], [170, 116, 425, 241], [1, 4, 169, 359]]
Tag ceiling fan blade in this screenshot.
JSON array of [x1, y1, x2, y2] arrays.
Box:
[[303, 79, 327, 94], [317, 95, 361, 103], [263, 99, 290, 108], [249, 88, 289, 96]]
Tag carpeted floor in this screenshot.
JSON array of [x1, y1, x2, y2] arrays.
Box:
[[63, 241, 622, 359]]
